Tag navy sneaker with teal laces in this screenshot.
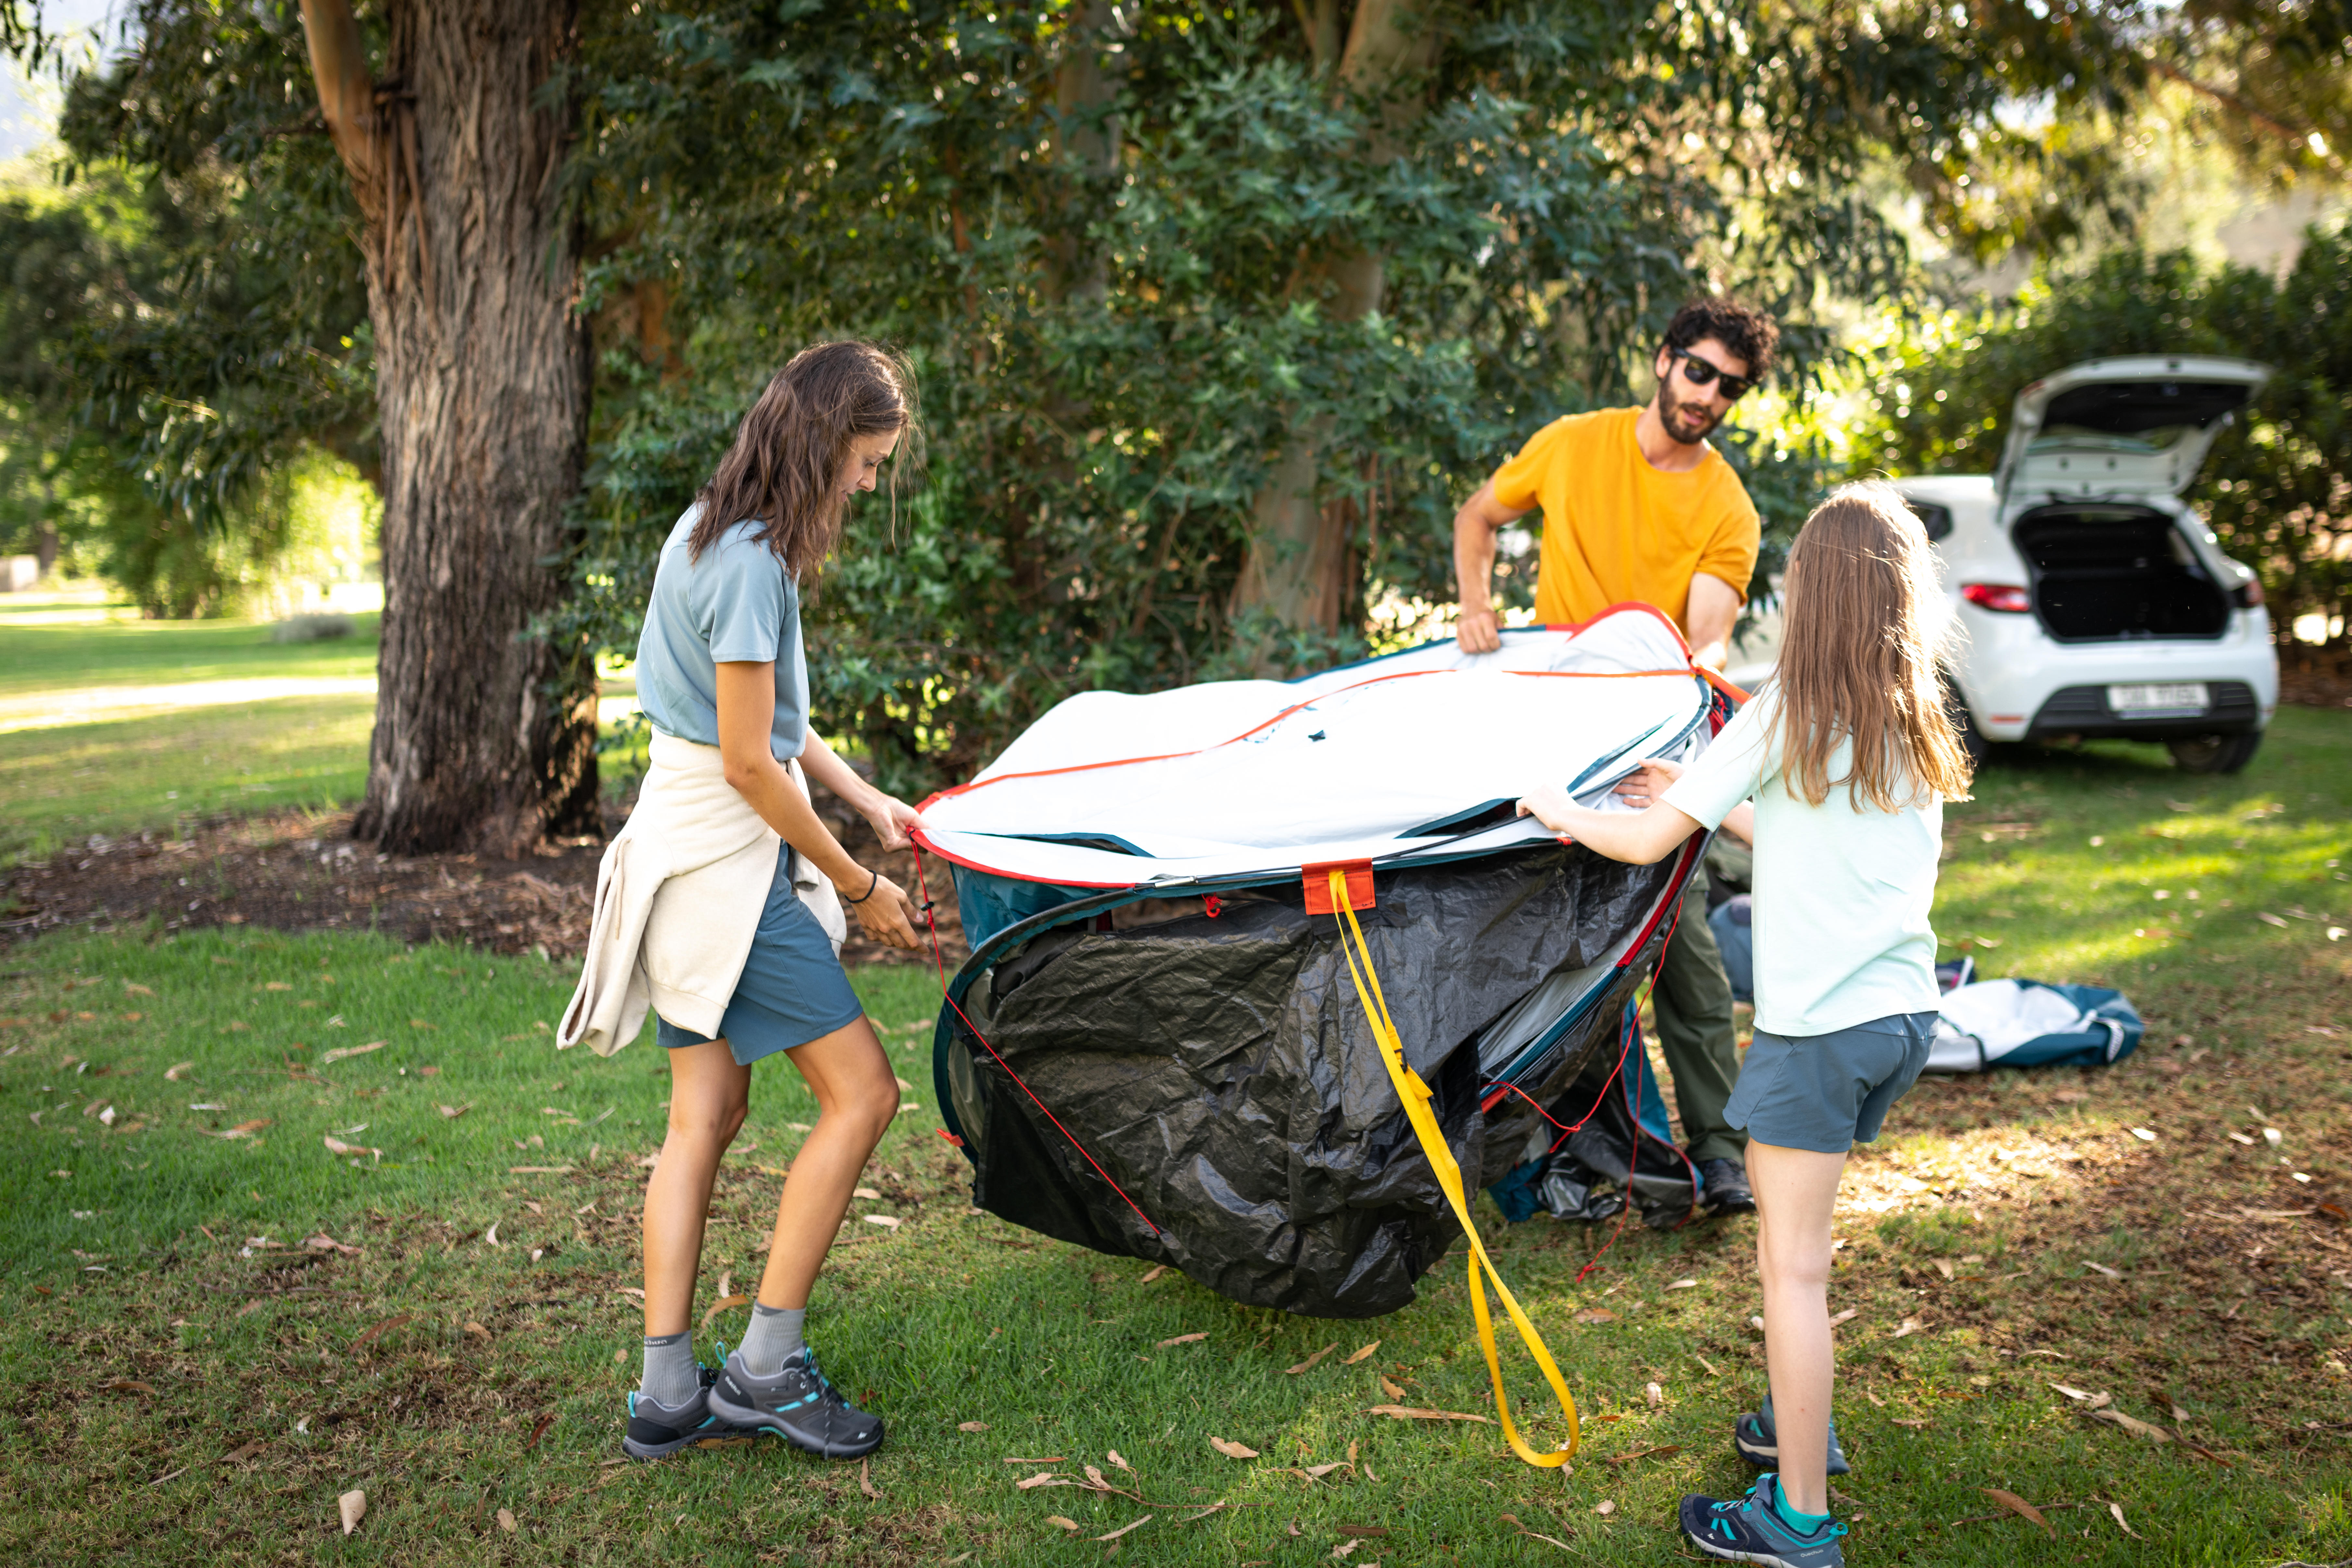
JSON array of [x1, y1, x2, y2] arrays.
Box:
[[1736, 1391, 1851, 1475], [622, 1351, 768, 1461], [706, 1344, 884, 1460], [1680, 1472, 1847, 1568]]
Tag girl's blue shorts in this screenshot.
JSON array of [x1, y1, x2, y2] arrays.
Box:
[[1725, 1010, 1937, 1154], [655, 844, 863, 1067]]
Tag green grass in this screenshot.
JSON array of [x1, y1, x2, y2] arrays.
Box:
[[0, 717, 2346, 1564], [0, 695, 378, 860], [0, 612, 381, 700]]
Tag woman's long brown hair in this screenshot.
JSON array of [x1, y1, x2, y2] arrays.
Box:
[[689, 340, 917, 580], [1768, 481, 1974, 809]]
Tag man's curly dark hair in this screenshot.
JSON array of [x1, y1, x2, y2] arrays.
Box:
[[1662, 298, 1779, 382]]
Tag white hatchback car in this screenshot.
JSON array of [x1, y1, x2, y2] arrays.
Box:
[[1891, 355, 2279, 774]]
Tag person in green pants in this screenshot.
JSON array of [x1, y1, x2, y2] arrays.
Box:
[[1452, 297, 1778, 1215]]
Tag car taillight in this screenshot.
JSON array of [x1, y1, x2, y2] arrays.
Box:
[[1961, 582, 2032, 613], [2233, 577, 2265, 608]]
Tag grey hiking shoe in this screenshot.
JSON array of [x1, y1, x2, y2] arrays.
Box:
[[622, 1361, 767, 1460], [1736, 1391, 1851, 1475], [706, 1345, 884, 1460], [1700, 1155, 1757, 1216]]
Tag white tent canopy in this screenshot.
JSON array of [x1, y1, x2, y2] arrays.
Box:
[[914, 605, 1719, 890]]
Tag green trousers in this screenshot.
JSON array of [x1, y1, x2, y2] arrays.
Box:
[[1650, 868, 1746, 1165]]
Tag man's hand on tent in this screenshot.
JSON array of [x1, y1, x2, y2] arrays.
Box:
[[1517, 782, 1703, 866]]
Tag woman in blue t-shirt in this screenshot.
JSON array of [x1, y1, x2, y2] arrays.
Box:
[[622, 341, 925, 1463]]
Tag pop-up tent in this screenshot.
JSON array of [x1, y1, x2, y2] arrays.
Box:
[[914, 605, 1730, 1322]]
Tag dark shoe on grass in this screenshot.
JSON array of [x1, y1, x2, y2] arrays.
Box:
[[622, 1364, 767, 1460], [706, 1345, 884, 1460], [1735, 1391, 1851, 1475], [1680, 1472, 1847, 1567], [1699, 1155, 1757, 1216]]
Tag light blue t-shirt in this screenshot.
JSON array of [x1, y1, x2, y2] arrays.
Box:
[[1662, 690, 1944, 1037], [635, 507, 808, 761]]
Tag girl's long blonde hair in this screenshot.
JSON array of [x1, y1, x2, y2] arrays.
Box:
[[1769, 481, 1974, 809]]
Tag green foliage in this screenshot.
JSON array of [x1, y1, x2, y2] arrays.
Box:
[[1851, 231, 2352, 641], [556, 0, 2021, 791]]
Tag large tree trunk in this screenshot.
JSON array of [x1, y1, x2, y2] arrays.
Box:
[[1232, 0, 1437, 662], [302, 0, 597, 857]]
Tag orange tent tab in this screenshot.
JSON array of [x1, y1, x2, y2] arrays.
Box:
[[1302, 860, 1375, 914]]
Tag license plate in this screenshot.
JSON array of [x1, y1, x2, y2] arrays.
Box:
[[2107, 682, 2209, 716]]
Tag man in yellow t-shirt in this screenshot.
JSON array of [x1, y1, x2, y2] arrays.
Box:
[[1451, 297, 1778, 1217]]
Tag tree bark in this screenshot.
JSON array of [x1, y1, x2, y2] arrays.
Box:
[[300, 0, 598, 856], [1232, 0, 1437, 660]]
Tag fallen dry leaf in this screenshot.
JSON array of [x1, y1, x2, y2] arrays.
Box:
[[1827, 1308, 1860, 1329], [1982, 1488, 2053, 1536], [339, 1489, 366, 1536], [1045, 1516, 1079, 1532], [957, 1421, 989, 1432], [496, 1507, 516, 1534], [321, 1134, 380, 1160], [862, 1214, 902, 1229], [105, 1379, 156, 1396], [859, 1459, 878, 1498], [1665, 1278, 1697, 1290], [1593, 1499, 1616, 1516], [1209, 1436, 1260, 1459], [1107, 1450, 1131, 1471], [1330, 1542, 1361, 1560], [220, 1440, 265, 1466], [700, 1293, 750, 1327], [527, 1412, 557, 1450], [1287, 1343, 1340, 1376], [1893, 1318, 1923, 1338], [853, 1187, 882, 1200], [305, 1232, 361, 1255], [1891, 1418, 1928, 1429], [1138, 1264, 1168, 1283], [163, 1062, 193, 1081], [200, 1119, 270, 1140], [463, 1322, 491, 1339], [2082, 1259, 2123, 1279], [2085, 1408, 2171, 1442], [1645, 1382, 1664, 1407], [1573, 1307, 1617, 1324], [317, 1040, 386, 1066], [1365, 1405, 1494, 1424], [1158, 1332, 1208, 1348], [1343, 1341, 1381, 1365], [1014, 1472, 1066, 1490], [352, 1313, 411, 1349], [437, 1103, 471, 1119], [1002, 1457, 1067, 1465], [1096, 1517, 1151, 1543], [1379, 1375, 1407, 1400], [2108, 1502, 2144, 1539]]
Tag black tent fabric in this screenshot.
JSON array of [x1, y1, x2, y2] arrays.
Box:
[[931, 837, 1700, 1318]]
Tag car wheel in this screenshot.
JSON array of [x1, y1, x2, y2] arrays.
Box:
[[2168, 731, 2262, 775]]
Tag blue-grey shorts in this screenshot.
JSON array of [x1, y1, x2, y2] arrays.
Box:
[[1724, 1011, 1938, 1155], [656, 844, 864, 1067]]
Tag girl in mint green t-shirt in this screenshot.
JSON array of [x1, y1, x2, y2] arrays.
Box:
[[1519, 482, 1974, 1568]]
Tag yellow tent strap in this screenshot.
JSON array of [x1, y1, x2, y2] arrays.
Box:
[[1331, 868, 1581, 1469]]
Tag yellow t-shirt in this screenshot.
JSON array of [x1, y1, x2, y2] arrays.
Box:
[[1489, 407, 1760, 633]]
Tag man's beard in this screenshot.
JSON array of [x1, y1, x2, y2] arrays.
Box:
[[1656, 382, 1722, 446]]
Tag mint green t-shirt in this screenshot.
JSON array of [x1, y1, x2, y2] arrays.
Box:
[[634, 507, 808, 761], [1662, 691, 1944, 1036]]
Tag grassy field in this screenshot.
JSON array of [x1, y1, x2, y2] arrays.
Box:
[[0, 612, 383, 862], [0, 711, 2347, 1564]]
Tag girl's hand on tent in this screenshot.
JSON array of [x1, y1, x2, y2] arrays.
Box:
[[846, 872, 922, 950], [863, 796, 926, 852], [1517, 785, 1576, 834], [1609, 758, 1685, 809]]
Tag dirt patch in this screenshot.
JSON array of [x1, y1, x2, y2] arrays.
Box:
[[0, 797, 968, 972], [2279, 643, 2352, 711]]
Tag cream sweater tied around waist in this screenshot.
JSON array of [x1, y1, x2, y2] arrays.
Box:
[[558, 732, 848, 1057]]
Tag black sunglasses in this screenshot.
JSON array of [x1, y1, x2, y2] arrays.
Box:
[[1665, 345, 1757, 401]]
